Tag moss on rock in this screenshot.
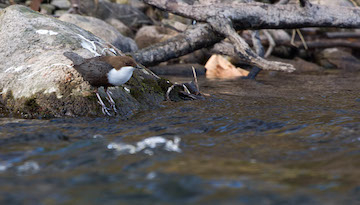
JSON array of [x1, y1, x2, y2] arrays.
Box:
[[127, 74, 171, 103], [24, 97, 40, 112]]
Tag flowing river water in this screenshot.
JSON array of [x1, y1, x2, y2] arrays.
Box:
[[1, 71, 360, 204]]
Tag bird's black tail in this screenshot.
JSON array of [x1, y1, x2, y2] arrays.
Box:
[[63, 51, 85, 65]]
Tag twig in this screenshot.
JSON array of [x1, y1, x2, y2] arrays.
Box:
[[349, 0, 358, 6], [182, 85, 191, 94], [291, 29, 296, 47], [191, 66, 200, 93], [166, 84, 176, 101], [296, 29, 308, 50]]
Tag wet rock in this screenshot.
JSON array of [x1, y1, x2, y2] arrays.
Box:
[[0, 5, 165, 118], [315, 48, 360, 72], [59, 13, 138, 52], [51, 0, 70, 10], [135, 25, 179, 49], [270, 57, 324, 73], [179, 49, 210, 65]]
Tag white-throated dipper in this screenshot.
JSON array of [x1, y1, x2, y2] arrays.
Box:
[[64, 51, 141, 116]]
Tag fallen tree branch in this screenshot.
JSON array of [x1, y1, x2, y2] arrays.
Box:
[[130, 24, 222, 66], [207, 16, 295, 72], [137, 0, 360, 72], [143, 0, 360, 29]]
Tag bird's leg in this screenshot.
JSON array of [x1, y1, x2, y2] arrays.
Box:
[[105, 88, 118, 114], [95, 90, 112, 116]]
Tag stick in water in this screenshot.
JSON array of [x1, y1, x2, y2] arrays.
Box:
[[191, 66, 200, 94]]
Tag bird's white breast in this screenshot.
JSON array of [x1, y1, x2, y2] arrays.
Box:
[[107, 66, 135, 86]]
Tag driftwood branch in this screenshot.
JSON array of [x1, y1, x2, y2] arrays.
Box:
[[137, 0, 360, 72], [143, 0, 360, 29], [207, 16, 294, 72], [130, 24, 222, 66], [132, 0, 360, 73]]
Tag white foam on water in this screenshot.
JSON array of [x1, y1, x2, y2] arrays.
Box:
[[17, 161, 40, 174], [107, 136, 181, 155], [0, 162, 12, 172]]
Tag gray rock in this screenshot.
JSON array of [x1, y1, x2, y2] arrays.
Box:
[[59, 13, 138, 52], [51, 0, 70, 9], [40, 4, 55, 15], [315, 48, 360, 72], [105, 18, 134, 37], [54, 9, 67, 17], [0, 5, 165, 118], [77, 0, 152, 29], [135, 26, 178, 49], [128, 0, 148, 11], [270, 57, 324, 73]]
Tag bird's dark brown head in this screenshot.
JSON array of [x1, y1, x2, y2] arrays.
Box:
[[101, 56, 141, 70]]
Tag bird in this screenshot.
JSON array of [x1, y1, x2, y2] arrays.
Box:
[[63, 51, 141, 116]]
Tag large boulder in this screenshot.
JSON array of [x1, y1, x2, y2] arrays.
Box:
[[59, 13, 138, 53], [0, 5, 169, 118]]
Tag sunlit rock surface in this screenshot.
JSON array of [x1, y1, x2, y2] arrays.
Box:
[[59, 13, 137, 52], [0, 5, 167, 118]]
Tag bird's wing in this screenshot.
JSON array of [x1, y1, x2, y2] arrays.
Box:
[[73, 57, 113, 87]]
